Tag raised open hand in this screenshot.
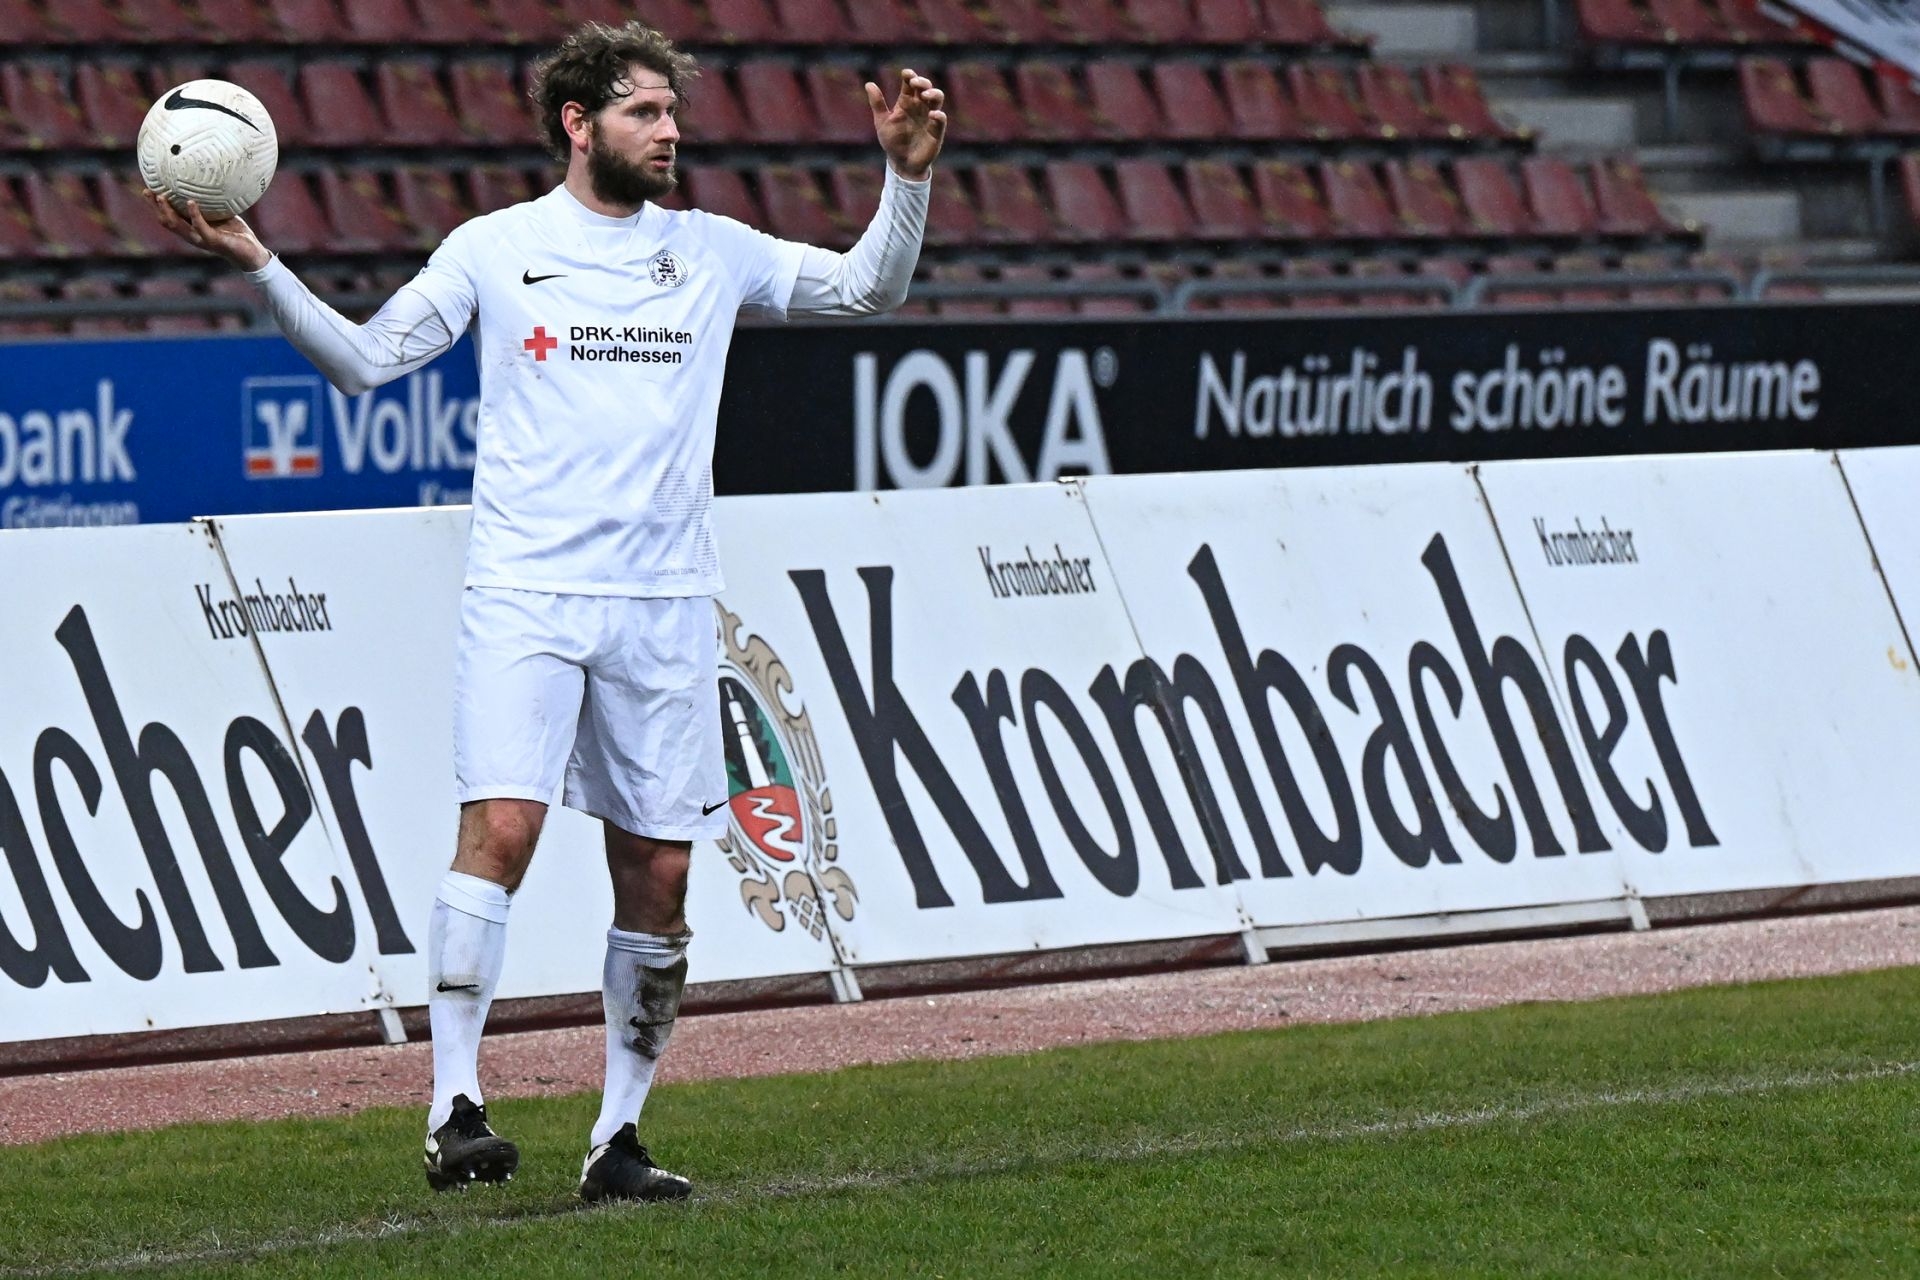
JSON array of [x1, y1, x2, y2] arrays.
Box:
[[865, 68, 946, 181], [141, 187, 271, 271]]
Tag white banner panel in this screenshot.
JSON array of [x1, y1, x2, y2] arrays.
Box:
[[209, 509, 838, 999], [1080, 466, 1637, 930], [0, 524, 380, 1040], [711, 483, 1248, 966], [1776, 0, 1920, 80], [1478, 450, 1920, 896], [1838, 445, 1920, 658]]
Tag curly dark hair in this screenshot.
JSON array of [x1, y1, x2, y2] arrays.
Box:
[[528, 21, 700, 161]]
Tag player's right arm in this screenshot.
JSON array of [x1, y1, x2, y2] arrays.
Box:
[[143, 190, 467, 396]]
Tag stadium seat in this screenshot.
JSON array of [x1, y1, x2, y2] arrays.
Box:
[[98, 172, 191, 257], [622, 0, 711, 40], [1711, 0, 1803, 43], [482, 0, 569, 41], [248, 171, 330, 254], [978, 0, 1062, 41], [1251, 159, 1334, 238], [0, 176, 43, 258], [0, 0, 51, 42], [1287, 64, 1385, 141], [1739, 57, 1832, 136], [840, 0, 922, 43], [925, 165, 982, 245], [300, 62, 386, 147], [1321, 159, 1399, 238], [0, 279, 58, 337], [1114, 159, 1193, 239], [1000, 263, 1075, 317], [226, 59, 312, 148], [1804, 57, 1883, 135], [737, 61, 823, 143], [1575, 0, 1661, 42], [974, 162, 1056, 242], [64, 278, 141, 338], [1590, 156, 1677, 235], [136, 277, 218, 334], [707, 0, 784, 42], [44, 0, 135, 41], [267, 0, 351, 40], [1221, 60, 1305, 140], [1643, 0, 1729, 42], [805, 65, 879, 144], [1453, 157, 1533, 237], [1620, 249, 1689, 303], [4, 64, 92, 150], [77, 64, 150, 149], [342, 0, 420, 41], [773, 0, 855, 41], [1384, 158, 1463, 237], [1044, 161, 1125, 241], [683, 71, 751, 145], [124, 0, 209, 41], [1282, 258, 1346, 310], [828, 162, 883, 225], [919, 0, 999, 42], [1193, 0, 1260, 42], [378, 60, 466, 146], [1046, 0, 1132, 41], [683, 168, 765, 225], [1197, 259, 1280, 313], [1481, 252, 1554, 304], [1262, 0, 1362, 47], [190, 0, 279, 41], [1183, 159, 1262, 238], [927, 262, 1001, 317], [1420, 64, 1524, 142], [1349, 257, 1427, 309], [1067, 262, 1154, 316], [1152, 62, 1232, 141], [1086, 60, 1160, 139], [1875, 69, 1920, 136], [468, 164, 534, 213], [450, 58, 532, 145], [395, 167, 471, 244], [1122, 0, 1194, 43], [1552, 252, 1621, 305], [24, 173, 120, 258], [756, 165, 851, 247], [319, 168, 415, 251], [1356, 64, 1448, 141], [947, 62, 1027, 143], [410, 0, 499, 40], [1522, 156, 1601, 236], [1016, 61, 1100, 141]]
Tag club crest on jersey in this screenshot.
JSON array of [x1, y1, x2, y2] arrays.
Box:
[[648, 250, 689, 288], [714, 602, 855, 939]]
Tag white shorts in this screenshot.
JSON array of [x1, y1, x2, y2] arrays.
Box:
[[453, 587, 726, 840]]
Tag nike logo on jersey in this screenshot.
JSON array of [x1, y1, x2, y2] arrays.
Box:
[[435, 980, 480, 993], [163, 88, 261, 131], [701, 800, 727, 816], [522, 270, 567, 285]]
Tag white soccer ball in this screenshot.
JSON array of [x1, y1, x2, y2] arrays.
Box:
[[136, 79, 278, 221]]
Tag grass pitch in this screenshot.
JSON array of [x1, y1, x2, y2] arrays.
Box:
[[7, 967, 1920, 1278]]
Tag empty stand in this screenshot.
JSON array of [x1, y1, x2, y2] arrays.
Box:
[[1251, 159, 1334, 238], [248, 171, 331, 254], [77, 64, 150, 149], [756, 164, 850, 246], [0, 176, 44, 258], [682, 168, 765, 225], [1114, 159, 1193, 239], [683, 72, 751, 145], [806, 65, 880, 144], [737, 60, 824, 143], [24, 172, 121, 258], [773, 0, 855, 42], [1015, 61, 1100, 142], [268, 0, 351, 41], [469, 164, 535, 213], [1183, 159, 1262, 238], [1804, 57, 1883, 136], [1152, 62, 1231, 141], [1356, 64, 1447, 141], [1086, 60, 1160, 140], [227, 59, 313, 148], [1044, 161, 1125, 241], [378, 60, 466, 146], [1590, 157, 1678, 235], [1454, 157, 1534, 236], [946, 62, 1026, 144], [450, 58, 533, 145], [1420, 65, 1525, 142], [924, 166, 982, 245], [319, 167, 416, 251], [829, 163, 883, 225], [840, 0, 921, 43], [1288, 64, 1387, 141], [4, 63, 93, 150], [99, 173, 192, 256], [300, 61, 385, 147], [1740, 57, 1834, 137], [1321, 159, 1399, 238], [1222, 60, 1305, 140], [1522, 156, 1602, 236], [396, 167, 471, 240], [341, 0, 420, 42], [1385, 158, 1463, 237], [708, 0, 785, 43], [974, 163, 1055, 242]]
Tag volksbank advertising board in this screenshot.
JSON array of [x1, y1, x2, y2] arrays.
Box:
[[4, 303, 1918, 526]]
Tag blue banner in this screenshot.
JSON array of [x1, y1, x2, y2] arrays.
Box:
[[0, 333, 480, 528]]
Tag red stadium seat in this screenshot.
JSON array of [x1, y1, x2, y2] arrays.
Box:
[[1086, 60, 1161, 139], [1420, 64, 1523, 141], [395, 167, 471, 244], [1068, 262, 1153, 316], [24, 173, 120, 258], [136, 277, 219, 334], [1553, 252, 1621, 305], [0, 0, 52, 42], [1221, 60, 1305, 140], [411, 0, 499, 39], [626, 0, 711, 40], [1015, 61, 1100, 141], [267, 0, 351, 40], [1590, 156, 1676, 235], [1151, 62, 1231, 140], [708, 0, 784, 41], [1122, 0, 1194, 42], [1481, 252, 1554, 305], [1356, 64, 1447, 140], [121, 0, 207, 41], [65, 278, 141, 339], [738, 60, 824, 143], [99, 172, 192, 256], [1521, 156, 1601, 236], [45, 0, 134, 41], [77, 65, 150, 149], [451, 58, 533, 145], [1046, 0, 1132, 41], [1644, 0, 1728, 42], [1261, 0, 1356, 46], [319, 168, 414, 251], [919, 0, 998, 42], [249, 171, 331, 254], [227, 59, 312, 148], [1287, 63, 1383, 141], [806, 65, 881, 144], [378, 59, 466, 146], [772, 0, 855, 41], [1321, 160, 1399, 238], [468, 164, 534, 213], [1114, 159, 1193, 239], [1901, 152, 1920, 229], [840, 0, 921, 42], [948, 61, 1030, 144], [1575, 0, 1660, 42], [927, 262, 1001, 318], [1805, 57, 1883, 135], [1183, 159, 1261, 238], [0, 279, 58, 337], [756, 165, 850, 246], [682, 168, 764, 225], [925, 165, 981, 245], [1197, 259, 1280, 313], [1193, 0, 1259, 41], [341, 0, 420, 41], [300, 62, 386, 147], [191, 0, 278, 41], [1001, 263, 1074, 317], [1875, 69, 1920, 136], [1251, 158, 1333, 238], [1712, 0, 1805, 42], [1453, 157, 1533, 236], [4, 64, 92, 150], [1283, 258, 1346, 311], [828, 163, 883, 225], [1384, 158, 1463, 237], [684, 71, 752, 145], [974, 163, 1055, 242], [1620, 250, 1688, 303], [0, 176, 43, 258], [1044, 161, 1125, 241], [978, 0, 1061, 42], [1350, 257, 1426, 309], [482, 0, 568, 41], [1739, 57, 1831, 135]]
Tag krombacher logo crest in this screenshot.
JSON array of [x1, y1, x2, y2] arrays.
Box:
[[714, 603, 856, 937]]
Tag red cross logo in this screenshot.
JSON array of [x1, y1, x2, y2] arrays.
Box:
[[523, 326, 558, 361]]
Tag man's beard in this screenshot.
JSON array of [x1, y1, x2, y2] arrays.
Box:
[[587, 135, 676, 206]]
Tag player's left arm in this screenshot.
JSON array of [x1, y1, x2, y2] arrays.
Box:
[[786, 69, 946, 318]]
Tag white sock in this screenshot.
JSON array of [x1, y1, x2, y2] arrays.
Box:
[[590, 927, 691, 1148], [426, 871, 511, 1133]]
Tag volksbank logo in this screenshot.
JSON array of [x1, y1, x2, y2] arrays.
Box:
[[242, 376, 322, 478], [853, 347, 1116, 490], [242, 372, 478, 481]]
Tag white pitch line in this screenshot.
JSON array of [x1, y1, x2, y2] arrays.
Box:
[[9, 1059, 1916, 1278]]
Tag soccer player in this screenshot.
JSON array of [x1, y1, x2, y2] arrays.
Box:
[[144, 22, 944, 1202]]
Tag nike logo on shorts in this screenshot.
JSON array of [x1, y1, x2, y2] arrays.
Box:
[[701, 799, 727, 816], [522, 270, 566, 284], [436, 980, 480, 993]]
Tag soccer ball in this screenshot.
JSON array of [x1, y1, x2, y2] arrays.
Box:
[[136, 79, 278, 221]]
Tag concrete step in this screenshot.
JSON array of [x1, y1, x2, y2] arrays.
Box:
[[1489, 94, 1637, 148], [1324, 3, 1477, 53], [1660, 190, 1802, 245]]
